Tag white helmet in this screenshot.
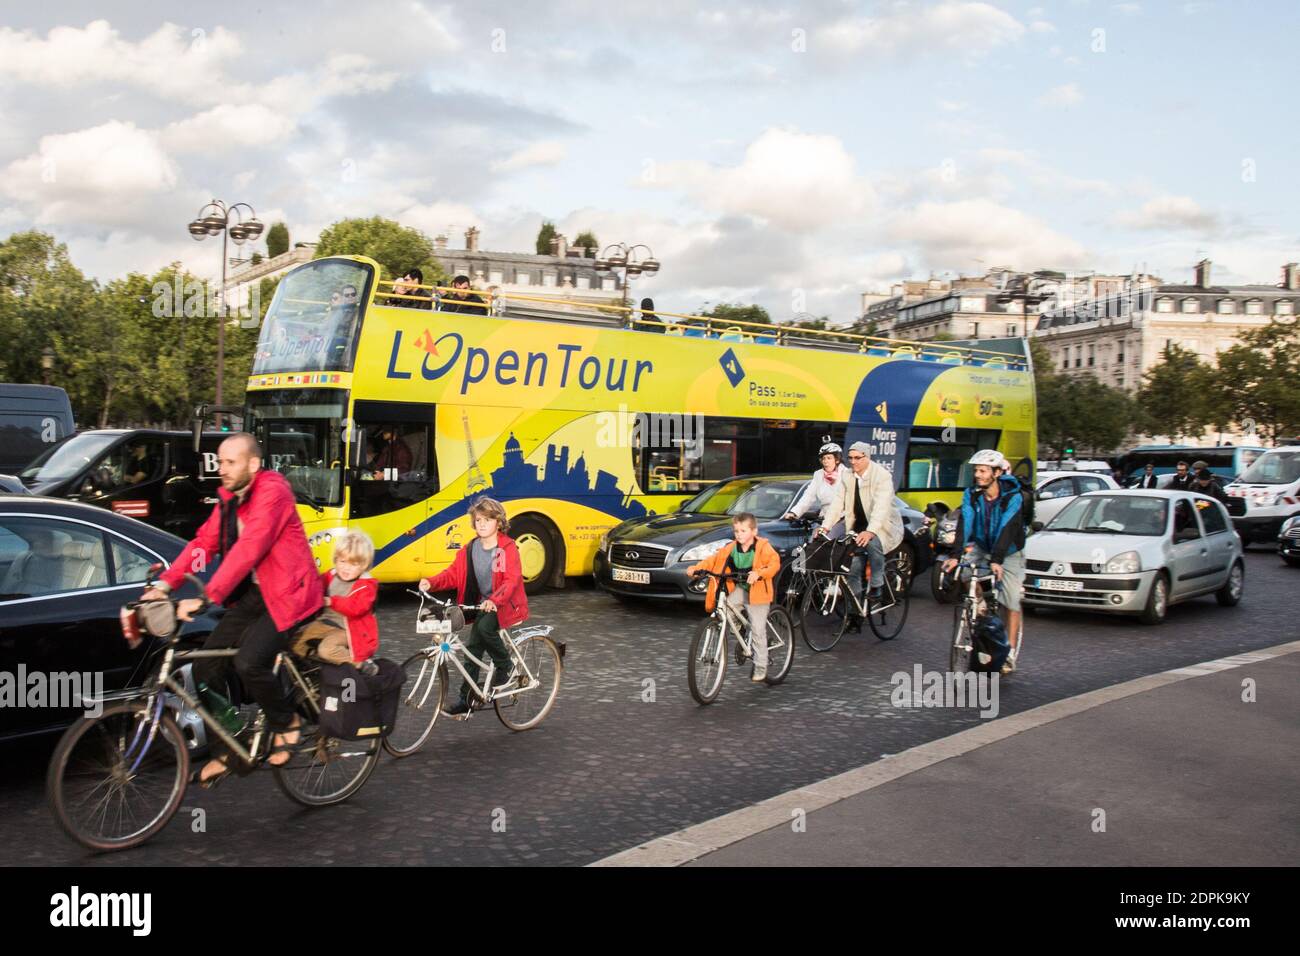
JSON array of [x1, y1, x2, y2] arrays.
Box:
[[819, 442, 843, 457], [968, 449, 1007, 470]]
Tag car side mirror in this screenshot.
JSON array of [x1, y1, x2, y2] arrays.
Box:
[[1031, 520, 1045, 533]]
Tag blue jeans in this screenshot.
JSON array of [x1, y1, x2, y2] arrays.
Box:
[[847, 536, 886, 603]]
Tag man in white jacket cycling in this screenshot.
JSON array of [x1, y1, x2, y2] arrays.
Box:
[[783, 442, 849, 536]]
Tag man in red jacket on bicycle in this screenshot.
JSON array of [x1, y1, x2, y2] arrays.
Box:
[[142, 433, 322, 786]]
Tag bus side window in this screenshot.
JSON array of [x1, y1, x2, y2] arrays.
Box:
[[351, 424, 437, 519]]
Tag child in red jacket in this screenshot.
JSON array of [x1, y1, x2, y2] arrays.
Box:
[[292, 532, 380, 674], [419, 497, 528, 715]]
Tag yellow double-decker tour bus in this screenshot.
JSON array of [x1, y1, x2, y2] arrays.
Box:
[[241, 255, 1036, 590]]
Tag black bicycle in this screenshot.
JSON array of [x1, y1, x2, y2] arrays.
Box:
[[46, 574, 380, 852], [795, 535, 911, 651]]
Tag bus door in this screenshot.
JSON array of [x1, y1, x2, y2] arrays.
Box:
[[349, 400, 439, 564]]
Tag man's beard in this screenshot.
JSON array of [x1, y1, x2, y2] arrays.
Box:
[[224, 473, 252, 493]]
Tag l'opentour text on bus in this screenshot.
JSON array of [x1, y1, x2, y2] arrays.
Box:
[[241, 255, 1037, 591]]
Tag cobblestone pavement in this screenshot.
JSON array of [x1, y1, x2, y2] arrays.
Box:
[[2, 548, 1294, 866]]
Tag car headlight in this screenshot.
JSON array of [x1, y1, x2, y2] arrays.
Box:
[[679, 539, 727, 563], [1282, 515, 1300, 533], [598, 530, 613, 553], [1104, 550, 1141, 574], [1255, 493, 1277, 507]]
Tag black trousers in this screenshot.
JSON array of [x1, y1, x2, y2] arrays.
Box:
[[193, 586, 300, 732]]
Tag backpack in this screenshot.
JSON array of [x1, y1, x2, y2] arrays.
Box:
[[972, 614, 1011, 672], [1015, 475, 1035, 529]]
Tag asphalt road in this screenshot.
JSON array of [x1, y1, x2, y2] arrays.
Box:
[[2, 547, 1296, 866]]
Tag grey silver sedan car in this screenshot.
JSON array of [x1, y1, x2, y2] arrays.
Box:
[[1022, 490, 1244, 624]]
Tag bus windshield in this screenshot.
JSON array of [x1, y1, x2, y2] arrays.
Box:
[[1237, 450, 1300, 485], [253, 259, 374, 374], [246, 389, 347, 507]]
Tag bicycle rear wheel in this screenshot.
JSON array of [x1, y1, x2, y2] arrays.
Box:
[[688, 618, 727, 704], [867, 560, 911, 641], [383, 653, 446, 757], [949, 604, 974, 673], [273, 672, 380, 806], [801, 574, 849, 652], [762, 607, 795, 685], [47, 700, 189, 852], [495, 635, 563, 731]]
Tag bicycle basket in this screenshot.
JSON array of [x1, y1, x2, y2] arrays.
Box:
[[138, 599, 178, 639], [802, 536, 855, 573], [418, 603, 465, 635]]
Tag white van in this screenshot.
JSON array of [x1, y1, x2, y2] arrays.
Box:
[[1224, 447, 1300, 544]]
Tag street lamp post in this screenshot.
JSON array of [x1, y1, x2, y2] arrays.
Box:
[[593, 243, 660, 316], [186, 200, 263, 410]]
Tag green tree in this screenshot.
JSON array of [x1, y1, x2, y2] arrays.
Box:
[[314, 217, 443, 282], [1070, 374, 1135, 456], [536, 220, 558, 255], [265, 221, 290, 259], [1212, 320, 1300, 444], [573, 230, 599, 257], [1136, 344, 1215, 442], [701, 303, 771, 325], [0, 231, 96, 387]]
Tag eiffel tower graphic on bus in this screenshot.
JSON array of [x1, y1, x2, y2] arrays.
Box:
[[463, 410, 488, 494]]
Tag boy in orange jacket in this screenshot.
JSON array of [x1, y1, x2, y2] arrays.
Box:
[[688, 512, 780, 682]]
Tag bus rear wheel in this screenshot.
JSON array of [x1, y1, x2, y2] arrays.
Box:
[[512, 515, 558, 595]]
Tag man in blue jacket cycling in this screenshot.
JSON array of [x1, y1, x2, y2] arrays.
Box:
[[942, 450, 1026, 673]]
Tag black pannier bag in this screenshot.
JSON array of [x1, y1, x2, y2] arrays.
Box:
[[317, 659, 407, 740], [800, 535, 858, 574]]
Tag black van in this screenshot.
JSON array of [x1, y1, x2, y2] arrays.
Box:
[[17, 429, 227, 540], [0, 383, 76, 474]]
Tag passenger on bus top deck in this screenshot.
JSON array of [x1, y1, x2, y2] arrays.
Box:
[[439, 275, 487, 315], [392, 268, 433, 310]]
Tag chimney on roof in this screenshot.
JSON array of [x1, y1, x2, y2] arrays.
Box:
[[434, 234, 448, 251], [550, 234, 567, 259], [465, 226, 480, 252], [1284, 262, 1300, 291], [1194, 258, 1212, 289]]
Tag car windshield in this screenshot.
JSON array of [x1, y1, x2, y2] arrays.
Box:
[[1237, 450, 1300, 485], [19, 432, 118, 484], [1047, 494, 1168, 536], [681, 480, 795, 518]]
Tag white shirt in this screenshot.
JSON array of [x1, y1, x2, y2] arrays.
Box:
[[789, 465, 849, 519]]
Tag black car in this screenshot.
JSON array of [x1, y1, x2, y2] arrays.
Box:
[[0, 497, 222, 744], [17, 429, 227, 540], [593, 474, 931, 602]]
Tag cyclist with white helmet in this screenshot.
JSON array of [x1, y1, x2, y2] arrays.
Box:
[[943, 449, 1026, 673], [783, 442, 848, 536]]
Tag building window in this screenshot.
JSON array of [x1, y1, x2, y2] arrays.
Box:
[[488, 270, 503, 285], [601, 276, 617, 291], [1005, 323, 1017, 337], [1075, 349, 1083, 368], [1117, 343, 1125, 363], [1157, 297, 1174, 313], [1277, 300, 1294, 315], [1244, 299, 1262, 315], [541, 272, 556, 287], [1217, 299, 1235, 314], [970, 322, 980, 337], [1060, 348, 1069, 370], [1088, 345, 1095, 366], [576, 275, 590, 290], [1182, 298, 1199, 313]]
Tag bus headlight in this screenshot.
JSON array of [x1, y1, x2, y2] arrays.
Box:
[[1104, 550, 1141, 574], [679, 539, 727, 563]]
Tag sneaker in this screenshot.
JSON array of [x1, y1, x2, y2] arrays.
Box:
[[750, 665, 768, 683], [443, 697, 472, 717], [845, 614, 863, 634], [1000, 659, 1017, 675]]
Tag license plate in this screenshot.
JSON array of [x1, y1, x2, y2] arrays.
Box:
[[612, 568, 650, 584], [1037, 578, 1083, 592]]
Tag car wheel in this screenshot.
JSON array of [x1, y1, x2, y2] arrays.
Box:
[[1215, 560, 1244, 606], [1284, 555, 1300, 568], [1139, 572, 1169, 625]]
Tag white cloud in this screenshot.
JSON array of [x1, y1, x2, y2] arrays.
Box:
[[1113, 3, 1143, 15], [1, 121, 180, 226], [646, 128, 874, 231], [1029, 20, 1057, 33], [162, 103, 297, 152], [490, 140, 568, 173], [1115, 195, 1220, 233], [1038, 82, 1084, 107], [889, 198, 1088, 270], [817, 2, 1025, 59]]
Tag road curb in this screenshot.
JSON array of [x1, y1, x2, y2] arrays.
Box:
[[589, 640, 1300, 867]]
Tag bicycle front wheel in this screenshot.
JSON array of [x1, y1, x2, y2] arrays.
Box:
[[801, 574, 848, 652], [495, 635, 563, 731], [762, 607, 795, 685], [867, 560, 911, 641], [688, 618, 727, 704], [47, 700, 189, 853], [384, 653, 446, 757], [949, 604, 974, 673]]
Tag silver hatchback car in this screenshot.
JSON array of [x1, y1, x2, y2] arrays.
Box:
[[1023, 490, 1244, 624]]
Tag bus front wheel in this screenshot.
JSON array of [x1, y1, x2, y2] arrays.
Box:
[[512, 515, 558, 594]]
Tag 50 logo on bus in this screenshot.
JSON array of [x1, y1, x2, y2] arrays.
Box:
[[386, 330, 655, 395]]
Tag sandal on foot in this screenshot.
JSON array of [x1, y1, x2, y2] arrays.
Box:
[[266, 720, 302, 767], [194, 755, 234, 789]]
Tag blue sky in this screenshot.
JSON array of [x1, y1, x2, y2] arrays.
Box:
[[1, 1, 1296, 321]]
